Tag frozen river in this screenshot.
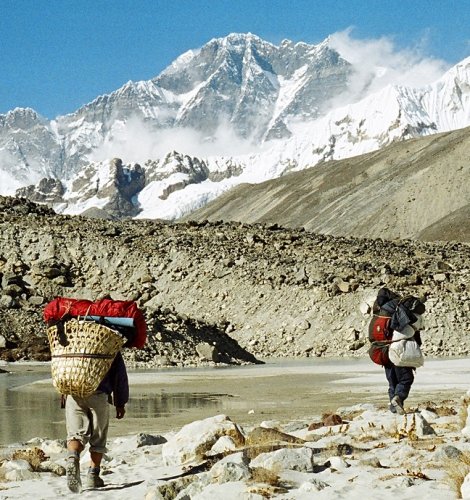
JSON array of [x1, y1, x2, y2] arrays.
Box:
[[1, 357, 469, 445]]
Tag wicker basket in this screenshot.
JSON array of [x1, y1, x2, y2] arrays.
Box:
[[47, 319, 125, 398]]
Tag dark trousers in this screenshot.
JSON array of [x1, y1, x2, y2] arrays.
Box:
[[384, 365, 414, 402]]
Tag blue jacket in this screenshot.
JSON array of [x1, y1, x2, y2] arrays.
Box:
[[97, 351, 129, 407]]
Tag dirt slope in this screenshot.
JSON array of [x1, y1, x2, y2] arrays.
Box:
[[0, 197, 469, 366], [183, 127, 470, 242]]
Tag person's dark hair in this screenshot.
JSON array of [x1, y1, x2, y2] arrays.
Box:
[[373, 287, 400, 313]]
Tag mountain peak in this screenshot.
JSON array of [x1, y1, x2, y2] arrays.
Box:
[[218, 32, 267, 45], [4, 107, 41, 119], [202, 32, 278, 55], [1, 107, 45, 128], [1, 33, 470, 224]]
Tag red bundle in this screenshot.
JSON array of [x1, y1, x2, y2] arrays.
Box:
[[43, 297, 147, 348]]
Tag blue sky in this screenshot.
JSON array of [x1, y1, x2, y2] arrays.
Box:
[[1, 0, 469, 118]]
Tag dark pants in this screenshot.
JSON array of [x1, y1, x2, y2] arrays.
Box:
[[384, 365, 414, 402]]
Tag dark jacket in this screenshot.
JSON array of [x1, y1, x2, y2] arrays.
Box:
[[375, 287, 425, 333], [97, 352, 129, 407]]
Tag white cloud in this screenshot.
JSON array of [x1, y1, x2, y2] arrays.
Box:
[[327, 28, 450, 108], [90, 115, 260, 165]]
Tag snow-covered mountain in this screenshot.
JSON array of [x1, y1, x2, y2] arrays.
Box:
[[2, 33, 470, 220]]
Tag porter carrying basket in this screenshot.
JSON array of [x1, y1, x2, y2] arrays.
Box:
[[47, 319, 125, 398]]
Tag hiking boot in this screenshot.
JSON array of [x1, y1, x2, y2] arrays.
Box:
[[391, 395, 405, 415], [66, 456, 82, 493], [84, 468, 105, 488], [388, 403, 397, 414]]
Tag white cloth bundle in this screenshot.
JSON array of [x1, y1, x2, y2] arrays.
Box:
[[388, 315, 424, 368]]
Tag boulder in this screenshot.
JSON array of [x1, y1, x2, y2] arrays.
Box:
[[327, 456, 350, 471], [210, 461, 250, 484], [250, 446, 315, 472], [322, 414, 343, 426], [435, 445, 463, 461], [136, 432, 167, 448], [161, 415, 245, 466], [0, 294, 15, 309], [462, 473, 470, 499], [144, 476, 196, 500], [209, 435, 238, 455], [196, 343, 220, 362], [246, 426, 304, 445], [37, 460, 66, 475], [415, 414, 436, 437], [1, 459, 39, 481]]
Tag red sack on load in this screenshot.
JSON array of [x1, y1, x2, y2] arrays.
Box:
[[43, 297, 147, 348], [368, 314, 392, 366]]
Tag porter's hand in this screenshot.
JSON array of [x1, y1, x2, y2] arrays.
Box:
[[116, 406, 126, 419]]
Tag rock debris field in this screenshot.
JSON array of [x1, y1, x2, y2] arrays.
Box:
[[0, 195, 469, 367], [2, 396, 470, 499]]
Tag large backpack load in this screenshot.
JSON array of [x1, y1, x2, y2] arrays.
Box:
[[44, 297, 147, 397], [368, 288, 425, 367], [44, 297, 147, 348]]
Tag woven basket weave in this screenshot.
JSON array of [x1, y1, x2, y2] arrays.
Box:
[[47, 319, 125, 398]]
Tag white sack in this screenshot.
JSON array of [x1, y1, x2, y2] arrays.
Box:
[[389, 333, 424, 368]]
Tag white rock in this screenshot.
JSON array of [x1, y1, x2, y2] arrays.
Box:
[[215, 451, 246, 466], [462, 406, 470, 438], [327, 456, 350, 471], [209, 435, 238, 455], [4, 468, 39, 481], [260, 420, 281, 429], [250, 446, 314, 472], [210, 461, 250, 483], [438, 415, 459, 426], [144, 479, 175, 500], [299, 478, 330, 492], [434, 445, 463, 461], [415, 413, 436, 437], [386, 444, 417, 464], [191, 481, 265, 500], [419, 409, 438, 423], [353, 409, 382, 423], [1, 459, 39, 481], [34, 438, 66, 455], [196, 342, 219, 362], [174, 472, 211, 499], [161, 414, 244, 466], [1, 459, 32, 471], [461, 473, 470, 499]]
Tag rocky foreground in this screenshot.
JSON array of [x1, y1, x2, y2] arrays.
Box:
[[0, 195, 469, 366], [2, 398, 470, 499]]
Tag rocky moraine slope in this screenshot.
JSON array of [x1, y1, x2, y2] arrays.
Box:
[[0, 196, 469, 366], [185, 126, 470, 242]]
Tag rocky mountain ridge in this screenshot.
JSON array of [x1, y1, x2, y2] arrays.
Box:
[[0, 33, 352, 189], [0, 196, 468, 366]]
